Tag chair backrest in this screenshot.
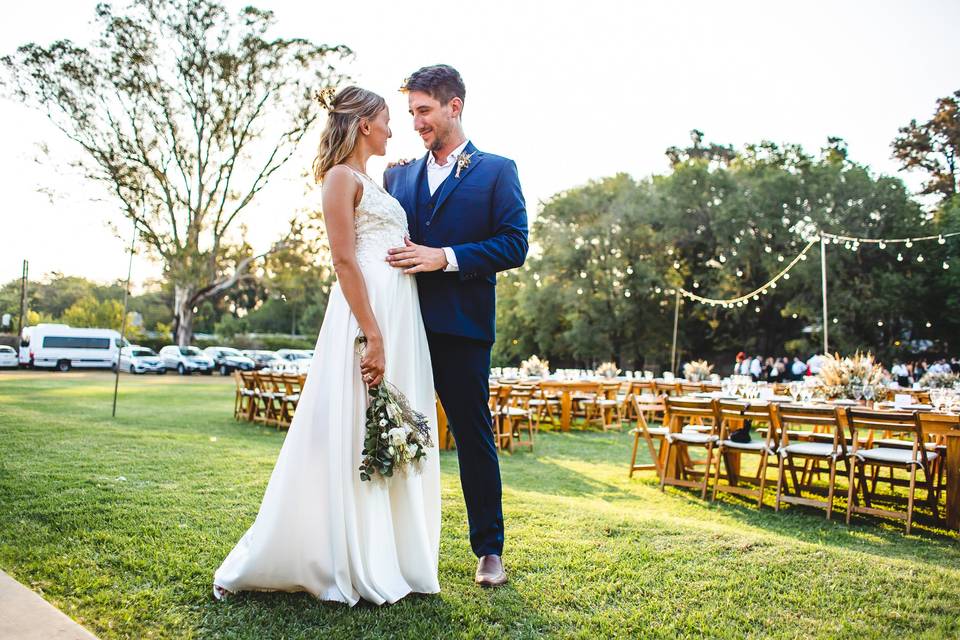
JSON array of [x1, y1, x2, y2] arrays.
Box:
[[665, 396, 715, 427], [773, 403, 844, 448], [238, 370, 256, 391], [508, 385, 534, 407], [600, 381, 621, 399], [679, 381, 704, 395], [845, 408, 922, 452], [656, 381, 681, 396], [714, 400, 775, 443], [631, 380, 655, 397]]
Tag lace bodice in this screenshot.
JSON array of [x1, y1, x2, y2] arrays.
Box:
[[349, 169, 409, 268]]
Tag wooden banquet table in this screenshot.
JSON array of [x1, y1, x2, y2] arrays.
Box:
[[536, 379, 611, 432], [662, 399, 960, 528]]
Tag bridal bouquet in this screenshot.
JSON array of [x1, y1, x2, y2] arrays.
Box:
[[356, 335, 433, 482]]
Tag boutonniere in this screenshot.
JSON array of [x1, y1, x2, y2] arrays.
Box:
[[454, 151, 476, 179]]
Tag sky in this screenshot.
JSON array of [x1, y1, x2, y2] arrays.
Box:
[[1, 0, 958, 288]]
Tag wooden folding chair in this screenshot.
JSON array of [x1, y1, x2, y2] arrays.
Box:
[[489, 384, 514, 452], [711, 400, 777, 508], [660, 397, 719, 498], [235, 370, 258, 421], [845, 408, 938, 534], [252, 371, 283, 428], [593, 381, 624, 431], [773, 404, 847, 519], [528, 384, 561, 429], [503, 385, 535, 451], [628, 392, 667, 479], [277, 373, 302, 427]]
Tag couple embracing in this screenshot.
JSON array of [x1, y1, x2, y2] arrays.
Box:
[[213, 64, 529, 606]]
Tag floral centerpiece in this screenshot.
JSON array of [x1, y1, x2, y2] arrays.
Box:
[[918, 371, 960, 389], [814, 351, 889, 400], [596, 362, 621, 379], [683, 359, 714, 382], [520, 354, 550, 378], [356, 334, 433, 482]]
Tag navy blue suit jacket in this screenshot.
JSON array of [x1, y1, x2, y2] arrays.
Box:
[[384, 142, 528, 343]]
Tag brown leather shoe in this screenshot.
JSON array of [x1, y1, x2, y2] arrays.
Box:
[[475, 554, 508, 587]]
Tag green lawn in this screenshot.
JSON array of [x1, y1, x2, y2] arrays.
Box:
[[0, 371, 958, 639]]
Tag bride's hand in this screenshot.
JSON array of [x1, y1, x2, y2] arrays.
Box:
[[360, 335, 385, 387]]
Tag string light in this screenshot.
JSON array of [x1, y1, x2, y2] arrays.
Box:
[[674, 239, 817, 306]]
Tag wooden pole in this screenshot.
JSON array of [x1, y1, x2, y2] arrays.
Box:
[[820, 237, 829, 355], [112, 222, 137, 418], [670, 290, 681, 374], [16, 260, 28, 338]]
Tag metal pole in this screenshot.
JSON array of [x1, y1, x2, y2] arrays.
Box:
[[820, 237, 829, 355], [670, 289, 680, 374], [112, 222, 137, 418]]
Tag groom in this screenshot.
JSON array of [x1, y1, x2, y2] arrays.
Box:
[[384, 64, 528, 587]]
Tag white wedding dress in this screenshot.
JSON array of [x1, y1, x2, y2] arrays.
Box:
[[213, 168, 441, 606]]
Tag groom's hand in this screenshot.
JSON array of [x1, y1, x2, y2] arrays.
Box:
[[386, 237, 448, 274], [386, 158, 416, 169]]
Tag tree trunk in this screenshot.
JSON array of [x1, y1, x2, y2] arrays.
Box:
[[174, 284, 196, 347]]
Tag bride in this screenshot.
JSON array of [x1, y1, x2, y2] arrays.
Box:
[[213, 86, 441, 606]]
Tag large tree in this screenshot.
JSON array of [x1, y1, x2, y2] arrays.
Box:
[[1, 0, 350, 344], [893, 89, 960, 203]]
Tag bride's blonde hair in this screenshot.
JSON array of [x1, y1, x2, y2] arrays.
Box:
[[312, 86, 386, 183]]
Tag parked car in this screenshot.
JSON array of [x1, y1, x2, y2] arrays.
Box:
[[0, 345, 18, 368], [118, 346, 166, 374], [275, 349, 314, 374], [158, 345, 215, 375], [19, 323, 127, 372], [203, 346, 256, 376], [241, 349, 283, 370]]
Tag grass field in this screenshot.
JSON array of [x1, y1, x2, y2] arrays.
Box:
[[0, 370, 958, 639]]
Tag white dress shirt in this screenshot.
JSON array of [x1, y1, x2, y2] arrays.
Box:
[[426, 139, 470, 272]]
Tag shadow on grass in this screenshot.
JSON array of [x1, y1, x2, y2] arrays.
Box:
[[197, 580, 552, 639]]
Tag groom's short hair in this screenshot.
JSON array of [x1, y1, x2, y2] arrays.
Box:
[[402, 65, 466, 107]]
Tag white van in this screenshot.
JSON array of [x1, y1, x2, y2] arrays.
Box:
[[20, 324, 127, 372]]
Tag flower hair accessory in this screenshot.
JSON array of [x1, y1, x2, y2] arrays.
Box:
[[315, 86, 337, 112]]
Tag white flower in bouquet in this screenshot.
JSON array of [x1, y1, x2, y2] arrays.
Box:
[[388, 427, 407, 446], [596, 362, 620, 378]]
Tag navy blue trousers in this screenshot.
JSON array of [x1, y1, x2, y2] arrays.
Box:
[[426, 330, 504, 557]]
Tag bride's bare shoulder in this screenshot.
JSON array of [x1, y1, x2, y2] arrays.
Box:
[[322, 164, 362, 205]]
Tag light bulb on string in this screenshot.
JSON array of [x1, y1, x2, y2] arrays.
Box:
[[938, 235, 946, 245], [905, 239, 913, 248], [879, 241, 886, 249], [897, 253, 903, 262], [944, 261, 950, 270], [926, 322, 932, 328], [917, 254, 924, 263]]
